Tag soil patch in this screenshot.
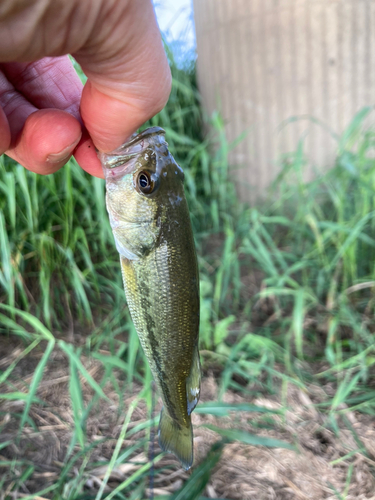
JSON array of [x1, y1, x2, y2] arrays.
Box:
[[0, 341, 375, 499]]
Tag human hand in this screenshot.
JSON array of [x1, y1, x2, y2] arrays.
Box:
[[0, 0, 171, 177]]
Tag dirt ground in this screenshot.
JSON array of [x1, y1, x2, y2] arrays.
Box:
[[1, 340, 375, 500]]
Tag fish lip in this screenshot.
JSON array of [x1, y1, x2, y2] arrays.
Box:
[[98, 126, 167, 173]]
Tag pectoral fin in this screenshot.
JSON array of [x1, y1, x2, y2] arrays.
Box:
[[186, 346, 201, 415]]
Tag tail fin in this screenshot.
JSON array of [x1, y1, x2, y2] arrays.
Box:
[[158, 408, 193, 470]]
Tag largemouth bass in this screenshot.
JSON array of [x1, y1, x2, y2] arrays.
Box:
[[99, 127, 201, 470]]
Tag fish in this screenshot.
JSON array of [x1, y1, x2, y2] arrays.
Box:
[[99, 126, 201, 470]]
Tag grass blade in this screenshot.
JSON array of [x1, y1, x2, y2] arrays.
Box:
[[170, 441, 224, 500], [20, 339, 55, 430], [205, 425, 295, 450]]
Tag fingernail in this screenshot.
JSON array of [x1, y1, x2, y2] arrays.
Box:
[[46, 137, 81, 164]]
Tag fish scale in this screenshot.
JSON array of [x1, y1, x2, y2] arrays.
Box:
[[99, 127, 201, 470]]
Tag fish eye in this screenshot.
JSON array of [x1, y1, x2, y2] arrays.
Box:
[[136, 170, 154, 194], [139, 173, 149, 188]]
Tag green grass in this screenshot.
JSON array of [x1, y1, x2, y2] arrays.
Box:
[[1, 51, 375, 498]]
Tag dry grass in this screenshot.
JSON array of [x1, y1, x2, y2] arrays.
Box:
[[1, 338, 375, 499]]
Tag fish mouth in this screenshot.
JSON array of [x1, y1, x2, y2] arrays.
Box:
[[98, 127, 167, 175]]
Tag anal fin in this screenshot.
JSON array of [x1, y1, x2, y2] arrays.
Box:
[[186, 346, 201, 415]]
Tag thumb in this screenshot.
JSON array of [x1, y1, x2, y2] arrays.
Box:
[[77, 0, 171, 153], [80, 74, 170, 153]]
